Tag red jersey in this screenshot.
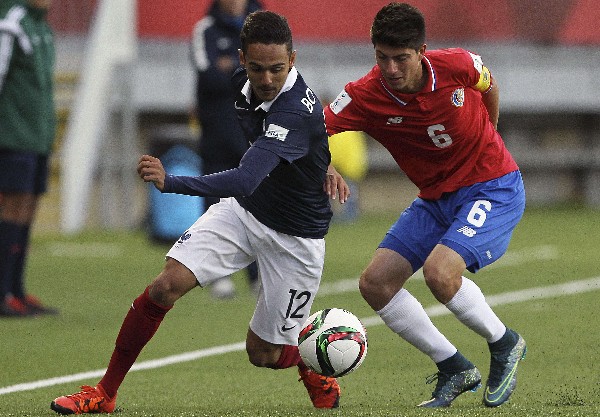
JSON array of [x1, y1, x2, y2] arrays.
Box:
[[324, 48, 518, 200]]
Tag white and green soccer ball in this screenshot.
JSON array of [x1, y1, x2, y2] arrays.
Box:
[[298, 308, 367, 377]]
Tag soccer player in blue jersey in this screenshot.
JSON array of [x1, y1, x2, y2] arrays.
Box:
[[51, 11, 347, 414]]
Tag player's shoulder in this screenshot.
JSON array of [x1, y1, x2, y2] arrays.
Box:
[[343, 65, 382, 97], [425, 48, 473, 65], [425, 48, 483, 82], [271, 70, 323, 117]]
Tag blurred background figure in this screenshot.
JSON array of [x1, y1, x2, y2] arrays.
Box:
[[328, 131, 368, 222], [190, 0, 262, 299], [0, 0, 59, 317]]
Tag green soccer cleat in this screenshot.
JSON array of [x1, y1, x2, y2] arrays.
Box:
[[417, 367, 482, 408], [483, 331, 527, 407]]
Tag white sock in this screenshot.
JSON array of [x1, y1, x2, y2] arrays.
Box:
[[445, 276, 506, 343], [377, 288, 457, 363]]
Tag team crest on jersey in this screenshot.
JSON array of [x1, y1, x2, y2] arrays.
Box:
[[451, 88, 465, 107], [265, 124, 289, 141]]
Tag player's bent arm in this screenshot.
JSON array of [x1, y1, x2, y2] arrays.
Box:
[[162, 146, 280, 197], [481, 74, 500, 129]]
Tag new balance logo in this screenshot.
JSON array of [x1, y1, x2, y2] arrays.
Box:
[[457, 225, 477, 237], [386, 116, 403, 124]]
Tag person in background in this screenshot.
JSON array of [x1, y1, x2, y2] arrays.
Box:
[[324, 2, 526, 408], [50, 11, 349, 414], [0, 0, 58, 317], [190, 0, 263, 299]]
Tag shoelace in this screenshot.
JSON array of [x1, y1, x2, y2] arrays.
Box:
[[424, 372, 452, 395], [65, 385, 99, 400]]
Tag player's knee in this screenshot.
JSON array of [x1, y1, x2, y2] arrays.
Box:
[[245, 345, 276, 368], [422, 262, 461, 303], [148, 260, 196, 305], [359, 268, 389, 309], [358, 269, 377, 300]]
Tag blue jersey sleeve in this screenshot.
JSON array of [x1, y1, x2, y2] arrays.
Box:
[[162, 145, 280, 197], [252, 111, 310, 163]]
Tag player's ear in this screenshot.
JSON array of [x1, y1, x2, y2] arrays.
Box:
[[289, 50, 297, 68], [417, 44, 427, 59], [239, 49, 245, 67]]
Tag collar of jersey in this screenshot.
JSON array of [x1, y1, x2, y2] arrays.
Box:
[[380, 56, 436, 106], [241, 67, 298, 112]]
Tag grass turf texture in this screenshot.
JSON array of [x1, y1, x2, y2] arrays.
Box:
[[1, 205, 599, 416]]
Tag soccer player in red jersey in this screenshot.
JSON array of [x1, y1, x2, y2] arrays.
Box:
[[324, 2, 526, 408]]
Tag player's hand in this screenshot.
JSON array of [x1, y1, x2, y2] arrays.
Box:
[[324, 165, 350, 204], [137, 154, 166, 191]]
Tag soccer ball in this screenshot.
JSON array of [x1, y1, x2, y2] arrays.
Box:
[[298, 308, 367, 377]]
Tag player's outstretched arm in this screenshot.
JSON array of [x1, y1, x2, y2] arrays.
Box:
[[324, 165, 349, 204], [137, 154, 166, 191]]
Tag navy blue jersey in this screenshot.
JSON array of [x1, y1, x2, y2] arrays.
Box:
[[233, 67, 332, 238]]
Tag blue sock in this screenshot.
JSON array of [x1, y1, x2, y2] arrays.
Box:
[[488, 328, 518, 354], [436, 351, 474, 374], [0, 221, 28, 299], [11, 224, 30, 298]]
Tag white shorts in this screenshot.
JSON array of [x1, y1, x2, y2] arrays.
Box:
[[166, 197, 325, 345]]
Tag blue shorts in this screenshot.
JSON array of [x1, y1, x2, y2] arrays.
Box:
[[380, 171, 525, 273], [0, 149, 50, 195]]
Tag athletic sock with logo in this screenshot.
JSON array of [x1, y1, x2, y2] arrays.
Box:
[[99, 286, 172, 398]]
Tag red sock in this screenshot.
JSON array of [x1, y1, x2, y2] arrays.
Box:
[[273, 344, 301, 369], [99, 286, 171, 398]]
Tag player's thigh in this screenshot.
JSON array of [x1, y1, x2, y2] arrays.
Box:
[[166, 198, 255, 287], [379, 198, 447, 274], [249, 229, 325, 346], [440, 171, 526, 272]]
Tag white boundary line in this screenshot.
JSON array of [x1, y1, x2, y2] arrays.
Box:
[[2, 275, 600, 396]]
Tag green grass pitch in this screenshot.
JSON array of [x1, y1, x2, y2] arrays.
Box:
[[0, 205, 599, 416]]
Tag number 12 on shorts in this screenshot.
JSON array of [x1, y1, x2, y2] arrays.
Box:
[[285, 289, 311, 319]]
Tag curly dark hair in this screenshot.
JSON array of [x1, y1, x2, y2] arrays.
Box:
[[240, 11, 293, 54], [370, 2, 426, 50]]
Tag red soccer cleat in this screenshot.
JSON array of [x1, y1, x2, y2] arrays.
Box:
[[298, 365, 341, 408], [51, 384, 116, 415]]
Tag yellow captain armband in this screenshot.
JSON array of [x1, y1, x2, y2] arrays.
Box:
[[474, 65, 492, 93]]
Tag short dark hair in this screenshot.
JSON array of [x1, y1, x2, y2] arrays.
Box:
[[240, 11, 293, 54], [370, 2, 426, 50]]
